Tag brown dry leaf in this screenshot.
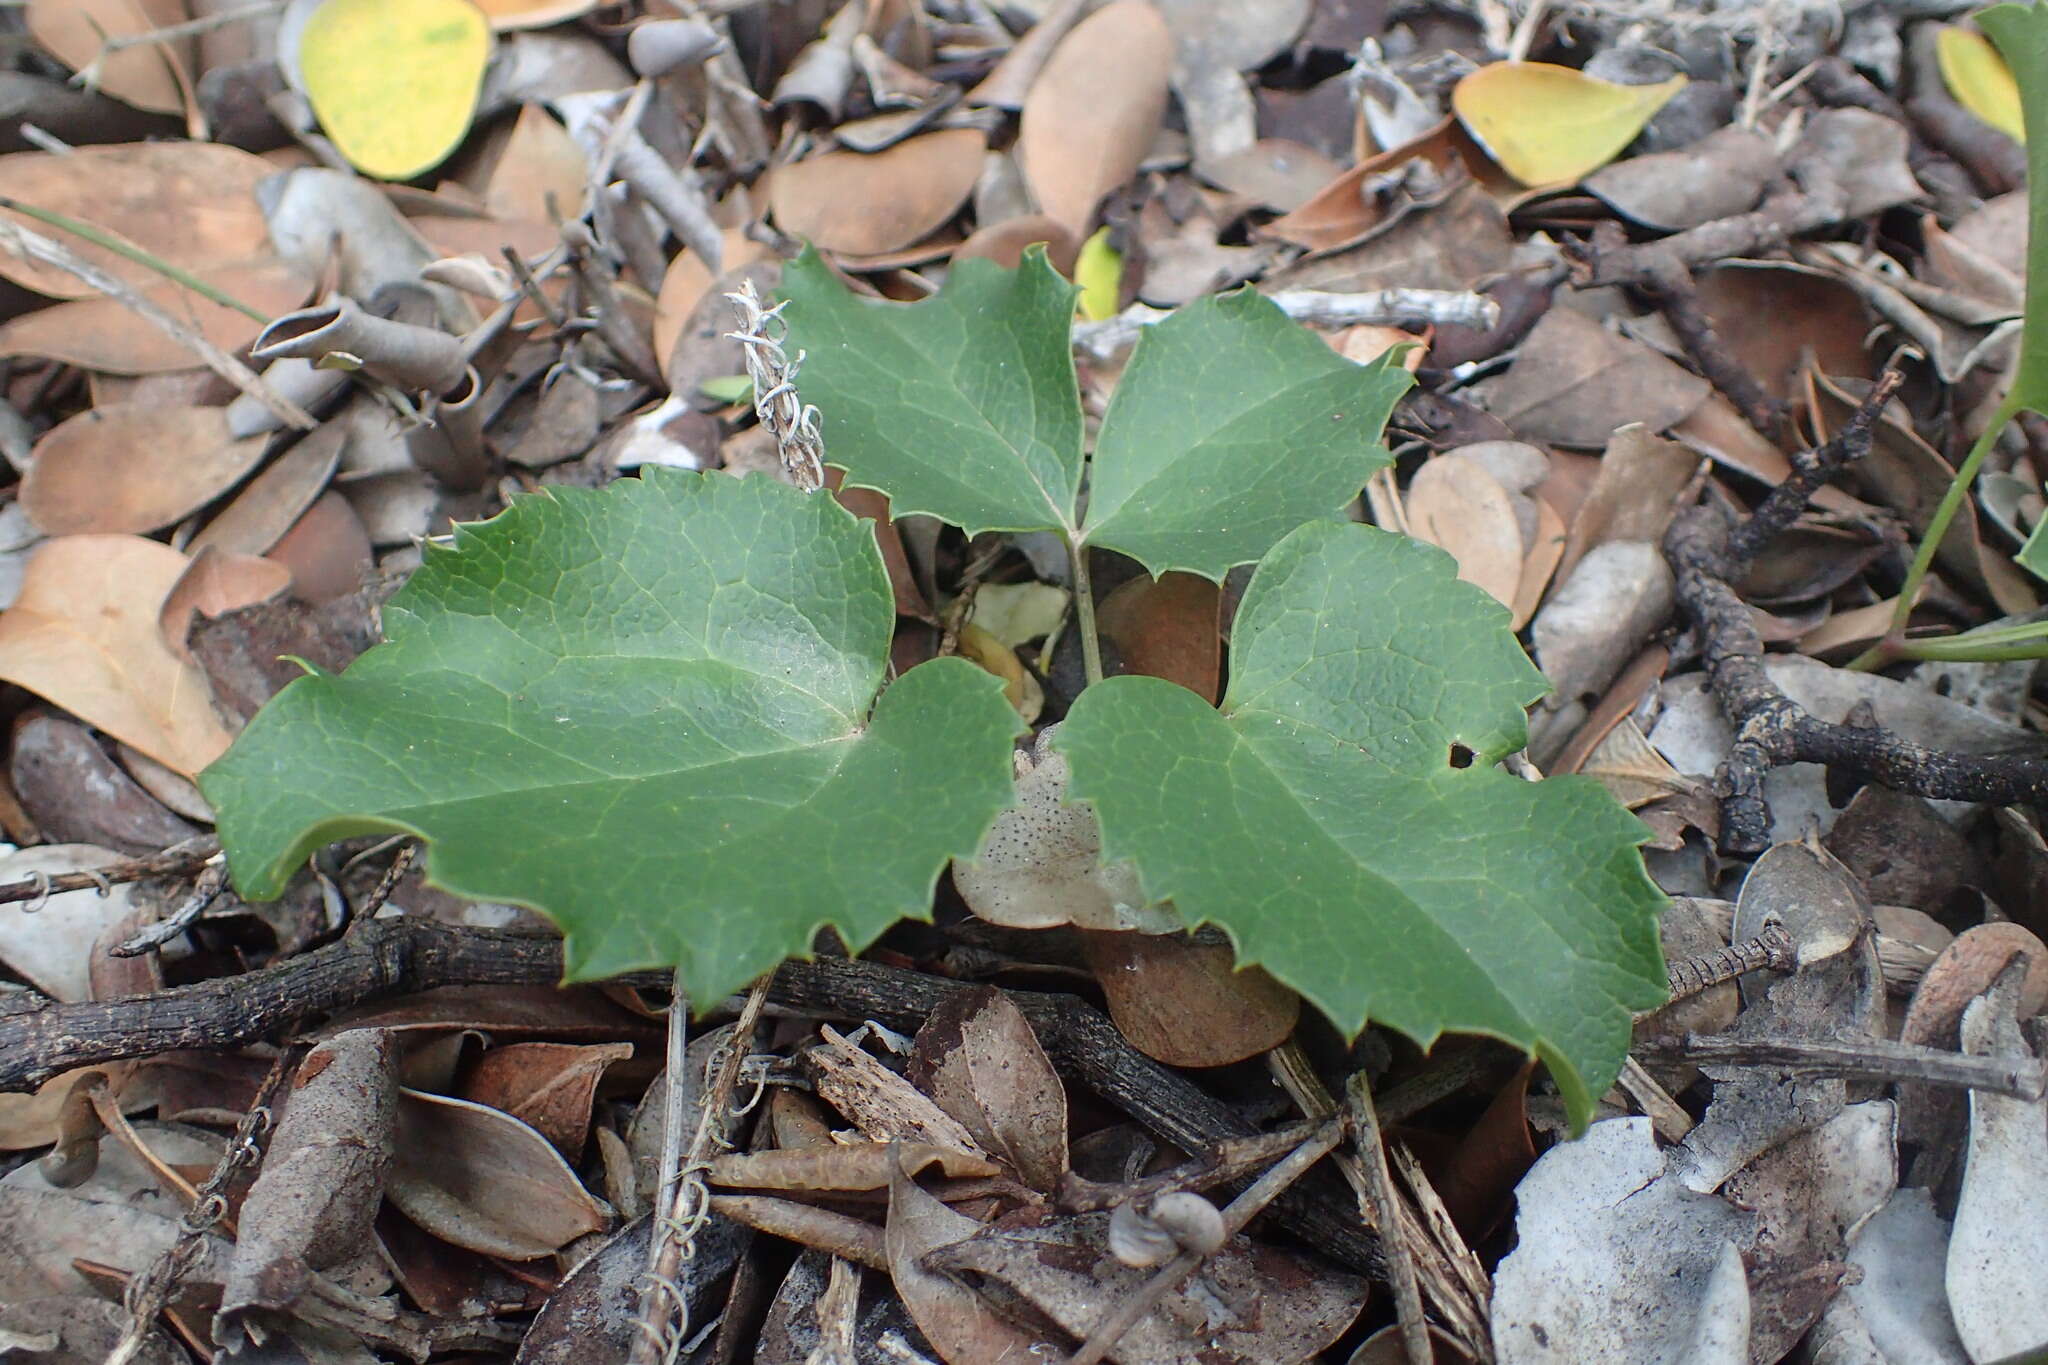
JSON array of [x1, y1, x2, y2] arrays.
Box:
[[1404, 453, 1525, 609], [709, 1142, 1001, 1192], [480, 103, 589, 223], [1082, 930, 1299, 1068], [1198, 138, 1344, 213], [1578, 717, 1694, 809], [652, 228, 773, 377], [0, 260, 311, 375], [11, 713, 197, 854], [831, 477, 934, 622], [0, 143, 274, 299], [0, 535, 234, 776], [886, 1150, 1045, 1365], [904, 987, 1069, 1192], [1477, 308, 1710, 448], [25, 0, 192, 118], [1692, 264, 1872, 399], [1096, 571, 1222, 703], [1581, 125, 1778, 231], [265, 491, 376, 606], [0, 1066, 142, 1153], [221, 1030, 398, 1321], [159, 547, 293, 664], [1810, 368, 2037, 616], [1557, 424, 1699, 585], [957, 213, 1081, 274], [389, 1088, 612, 1260], [1261, 117, 1472, 252], [1512, 494, 1567, 630], [928, 1206, 1365, 1363], [22, 405, 266, 538], [455, 1040, 633, 1162], [1669, 393, 1856, 516], [1264, 174, 1512, 296], [952, 728, 1178, 934], [770, 127, 986, 257], [190, 422, 347, 558], [1018, 0, 1174, 240], [1424, 1059, 1537, 1240]]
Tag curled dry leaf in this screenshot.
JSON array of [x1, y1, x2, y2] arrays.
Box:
[[1948, 982, 2048, 1363], [0, 260, 312, 375], [222, 1029, 398, 1320], [709, 1141, 1002, 1192], [905, 987, 1069, 1192], [0, 535, 234, 776], [389, 1088, 611, 1260], [771, 128, 987, 257], [0, 143, 275, 300], [1019, 0, 1174, 240], [23, 405, 267, 538], [455, 1040, 631, 1161]]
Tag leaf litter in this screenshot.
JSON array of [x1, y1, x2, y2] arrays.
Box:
[[8, 1, 2048, 1362]]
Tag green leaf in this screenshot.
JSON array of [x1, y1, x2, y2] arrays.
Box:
[[1083, 292, 1410, 579], [783, 250, 1411, 579], [780, 249, 1085, 538], [200, 470, 1021, 997], [1983, 1, 2048, 420], [1056, 520, 1667, 1128]]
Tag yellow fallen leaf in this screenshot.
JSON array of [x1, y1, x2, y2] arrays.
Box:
[[956, 622, 1043, 722], [1452, 62, 1686, 187], [300, 0, 492, 181], [1073, 228, 1122, 321], [1938, 26, 2024, 144]]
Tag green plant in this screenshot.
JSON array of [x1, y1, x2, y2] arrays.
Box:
[[201, 250, 1668, 1128], [1855, 0, 2048, 668]]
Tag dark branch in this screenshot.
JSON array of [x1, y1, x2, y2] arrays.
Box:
[[0, 917, 1381, 1274]]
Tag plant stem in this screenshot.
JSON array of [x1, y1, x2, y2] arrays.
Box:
[[0, 195, 271, 323], [1850, 398, 2020, 671], [1070, 535, 1105, 686]]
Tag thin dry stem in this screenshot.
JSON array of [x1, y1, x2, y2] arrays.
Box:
[[727, 281, 827, 490], [0, 219, 315, 429]]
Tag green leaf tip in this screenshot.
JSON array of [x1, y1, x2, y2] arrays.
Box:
[[201, 467, 1024, 1002], [1056, 520, 1668, 1130], [781, 250, 1412, 580], [1981, 2, 2048, 421]]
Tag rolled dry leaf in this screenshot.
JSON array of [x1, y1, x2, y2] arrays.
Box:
[[253, 297, 467, 395], [225, 357, 350, 440], [628, 18, 722, 77]]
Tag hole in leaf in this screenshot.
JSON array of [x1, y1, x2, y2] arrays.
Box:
[[1448, 744, 1475, 769]]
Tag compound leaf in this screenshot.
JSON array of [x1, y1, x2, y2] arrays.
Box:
[[201, 470, 1021, 997], [1082, 290, 1410, 579], [1057, 520, 1667, 1128], [781, 249, 1084, 538]]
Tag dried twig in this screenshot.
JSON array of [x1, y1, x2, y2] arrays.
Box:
[[1071, 288, 1498, 361], [1660, 368, 2048, 851], [0, 835, 218, 908], [1636, 1032, 2048, 1098], [0, 219, 315, 429], [1346, 1075, 1430, 1365], [632, 978, 770, 1365]]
